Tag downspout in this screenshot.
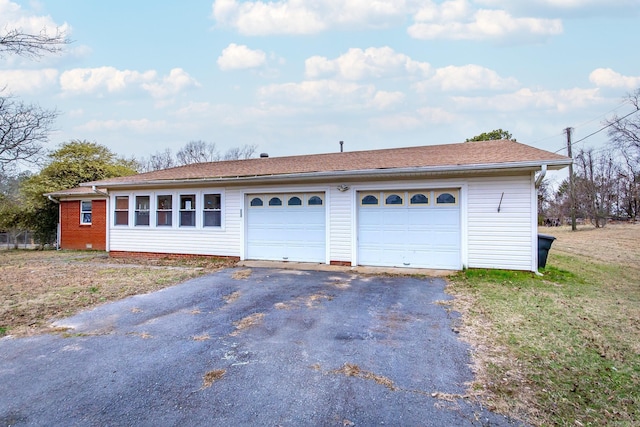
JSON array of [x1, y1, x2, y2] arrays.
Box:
[[92, 186, 110, 252], [47, 196, 61, 250], [534, 165, 547, 276], [535, 164, 547, 188]]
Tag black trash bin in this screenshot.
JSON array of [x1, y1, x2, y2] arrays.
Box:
[[538, 233, 556, 269]]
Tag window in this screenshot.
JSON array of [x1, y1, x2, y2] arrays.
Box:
[[288, 196, 302, 206], [361, 194, 378, 206], [203, 193, 221, 227], [308, 195, 323, 206], [80, 201, 92, 224], [436, 191, 457, 205], [180, 194, 196, 227], [157, 195, 172, 226], [114, 196, 129, 226], [250, 197, 263, 207], [410, 193, 429, 205], [135, 196, 150, 226], [268, 197, 282, 206], [385, 193, 403, 205]]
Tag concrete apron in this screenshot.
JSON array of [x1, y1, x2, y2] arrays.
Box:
[[237, 260, 456, 277]]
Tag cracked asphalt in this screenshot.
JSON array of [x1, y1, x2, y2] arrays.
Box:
[[0, 267, 519, 426]]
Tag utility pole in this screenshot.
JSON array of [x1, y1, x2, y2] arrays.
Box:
[[566, 127, 576, 231]]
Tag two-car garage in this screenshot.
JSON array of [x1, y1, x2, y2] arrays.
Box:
[[245, 189, 461, 270]]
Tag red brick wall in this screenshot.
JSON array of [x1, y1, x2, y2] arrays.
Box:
[[60, 200, 107, 250]]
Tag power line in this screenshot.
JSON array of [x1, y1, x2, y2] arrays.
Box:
[[554, 108, 640, 153]]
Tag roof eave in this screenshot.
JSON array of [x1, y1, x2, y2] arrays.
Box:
[[82, 159, 572, 189]]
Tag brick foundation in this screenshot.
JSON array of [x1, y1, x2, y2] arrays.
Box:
[[330, 260, 352, 267], [109, 251, 240, 262]]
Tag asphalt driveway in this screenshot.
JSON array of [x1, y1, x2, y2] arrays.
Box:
[[0, 267, 517, 426]]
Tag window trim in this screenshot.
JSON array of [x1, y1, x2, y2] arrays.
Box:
[[80, 200, 92, 225], [203, 193, 222, 228], [409, 192, 430, 206], [435, 190, 459, 206], [179, 194, 197, 227], [135, 195, 150, 227], [156, 194, 173, 227], [360, 192, 379, 206], [384, 192, 404, 206]]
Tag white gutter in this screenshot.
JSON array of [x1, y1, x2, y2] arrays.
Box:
[[82, 159, 572, 190], [535, 164, 547, 188], [47, 195, 60, 204], [92, 186, 109, 197]]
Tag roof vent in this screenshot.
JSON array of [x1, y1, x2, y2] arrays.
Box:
[[340, 141, 344, 152], [260, 153, 269, 158]]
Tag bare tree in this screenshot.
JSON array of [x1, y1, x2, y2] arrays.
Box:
[[0, 27, 68, 58], [0, 92, 58, 172], [0, 27, 69, 171], [176, 140, 219, 165], [138, 149, 176, 172], [223, 144, 257, 160]]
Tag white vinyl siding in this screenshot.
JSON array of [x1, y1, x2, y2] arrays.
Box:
[[106, 174, 538, 271], [466, 175, 534, 271], [328, 187, 352, 263], [109, 189, 241, 257]]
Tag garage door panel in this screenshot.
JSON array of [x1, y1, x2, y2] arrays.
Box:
[[247, 193, 326, 263], [358, 190, 461, 269]]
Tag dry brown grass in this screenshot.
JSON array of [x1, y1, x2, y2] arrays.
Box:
[[449, 222, 640, 425], [229, 312, 265, 336], [274, 292, 333, 310], [201, 369, 225, 389], [0, 250, 236, 337], [231, 269, 252, 280], [330, 363, 398, 391], [222, 291, 241, 304]]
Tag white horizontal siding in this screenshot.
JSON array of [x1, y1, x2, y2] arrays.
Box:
[[328, 187, 352, 262], [109, 189, 242, 257], [467, 175, 534, 271]]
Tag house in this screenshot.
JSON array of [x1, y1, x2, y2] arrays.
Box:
[[46, 139, 571, 272]]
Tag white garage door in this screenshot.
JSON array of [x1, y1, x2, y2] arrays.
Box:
[[358, 189, 461, 269], [246, 193, 326, 263]]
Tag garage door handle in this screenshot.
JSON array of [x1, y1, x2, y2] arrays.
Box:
[[283, 257, 289, 260], [403, 262, 410, 266]]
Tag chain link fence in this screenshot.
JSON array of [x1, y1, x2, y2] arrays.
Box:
[[0, 231, 38, 249]]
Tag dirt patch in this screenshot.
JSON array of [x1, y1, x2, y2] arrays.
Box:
[[201, 369, 225, 389], [0, 250, 236, 337], [223, 291, 241, 304], [330, 363, 398, 391], [274, 292, 333, 310], [192, 333, 210, 341], [230, 313, 265, 336], [231, 269, 252, 280]]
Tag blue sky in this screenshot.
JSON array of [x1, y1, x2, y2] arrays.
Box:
[[1, 0, 639, 173]]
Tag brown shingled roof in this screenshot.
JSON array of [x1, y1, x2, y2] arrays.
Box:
[[84, 140, 570, 187]]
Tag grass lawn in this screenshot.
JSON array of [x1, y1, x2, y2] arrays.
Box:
[[448, 223, 640, 426], [0, 250, 236, 337]]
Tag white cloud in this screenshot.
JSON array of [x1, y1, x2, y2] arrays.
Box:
[[142, 68, 200, 98], [217, 43, 267, 71], [0, 68, 58, 93], [305, 47, 431, 81], [212, 0, 407, 35], [371, 106, 457, 131], [453, 87, 602, 113], [408, 1, 563, 41], [59, 67, 199, 99], [0, 0, 71, 38], [589, 68, 640, 90], [415, 64, 519, 92], [369, 91, 405, 109], [60, 67, 156, 94]]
